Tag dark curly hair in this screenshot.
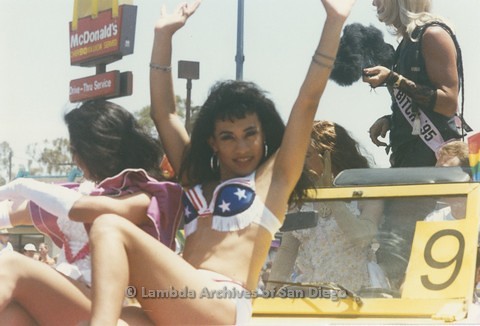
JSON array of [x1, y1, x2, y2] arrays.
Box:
[[310, 120, 372, 177], [65, 100, 163, 182], [180, 80, 313, 203]]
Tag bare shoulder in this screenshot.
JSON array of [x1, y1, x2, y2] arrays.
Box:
[[421, 25, 455, 47], [421, 24, 457, 62]]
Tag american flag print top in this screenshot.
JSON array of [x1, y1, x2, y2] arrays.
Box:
[[182, 172, 281, 237]]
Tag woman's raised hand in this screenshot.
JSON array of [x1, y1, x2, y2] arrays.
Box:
[[154, 1, 201, 35], [321, 0, 356, 20]]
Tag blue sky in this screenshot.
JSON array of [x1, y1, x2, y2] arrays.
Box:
[[1, 0, 479, 179]]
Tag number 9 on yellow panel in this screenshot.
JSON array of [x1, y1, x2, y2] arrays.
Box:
[[402, 220, 477, 299]]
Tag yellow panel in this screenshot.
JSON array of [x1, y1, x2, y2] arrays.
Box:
[[254, 183, 480, 321], [252, 297, 466, 318], [403, 220, 476, 300], [307, 183, 478, 201]]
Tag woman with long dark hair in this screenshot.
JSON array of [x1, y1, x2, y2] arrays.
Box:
[[86, 0, 357, 324], [0, 100, 183, 324]]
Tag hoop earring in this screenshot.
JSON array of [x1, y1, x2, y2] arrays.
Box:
[[210, 153, 219, 171], [264, 142, 268, 158]]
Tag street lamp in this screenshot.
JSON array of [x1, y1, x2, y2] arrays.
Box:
[[178, 60, 200, 134]]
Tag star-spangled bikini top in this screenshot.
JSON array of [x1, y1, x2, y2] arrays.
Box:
[[182, 172, 282, 238]]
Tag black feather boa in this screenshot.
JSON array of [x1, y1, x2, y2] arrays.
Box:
[[330, 23, 395, 86]]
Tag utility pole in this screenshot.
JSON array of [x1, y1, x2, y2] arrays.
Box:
[[235, 0, 245, 80]]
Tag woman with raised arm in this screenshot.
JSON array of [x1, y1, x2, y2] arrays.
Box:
[[0, 100, 183, 325], [88, 0, 356, 324]]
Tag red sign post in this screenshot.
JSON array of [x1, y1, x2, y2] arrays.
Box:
[[69, 1, 136, 102], [69, 70, 132, 102]]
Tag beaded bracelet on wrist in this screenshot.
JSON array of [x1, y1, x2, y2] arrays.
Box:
[[150, 62, 172, 72]]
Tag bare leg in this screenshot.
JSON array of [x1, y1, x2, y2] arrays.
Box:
[[0, 252, 91, 325], [89, 214, 237, 325], [0, 302, 37, 326], [89, 214, 131, 325], [119, 306, 154, 326]]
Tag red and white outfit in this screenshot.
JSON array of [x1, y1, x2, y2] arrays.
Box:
[[29, 169, 183, 286]]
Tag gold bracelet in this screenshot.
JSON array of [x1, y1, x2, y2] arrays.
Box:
[[311, 56, 334, 69], [150, 62, 172, 72], [314, 50, 336, 62]]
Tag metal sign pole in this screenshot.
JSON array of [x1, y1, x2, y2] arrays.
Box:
[[235, 0, 244, 80]]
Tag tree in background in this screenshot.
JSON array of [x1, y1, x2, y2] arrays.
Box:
[[26, 138, 72, 176], [134, 96, 187, 137], [39, 138, 72, 175], [134, 105, 158, 137], [0, 141, 13, 183], [134, 96, 200, 136], [8, 95, 198, 178]]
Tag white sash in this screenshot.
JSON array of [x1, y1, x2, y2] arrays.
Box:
[[393, 88, 445, 152]]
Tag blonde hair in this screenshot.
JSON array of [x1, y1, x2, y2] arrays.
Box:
[[437, 141, 469, 167], [377, 0, 451, 40]]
